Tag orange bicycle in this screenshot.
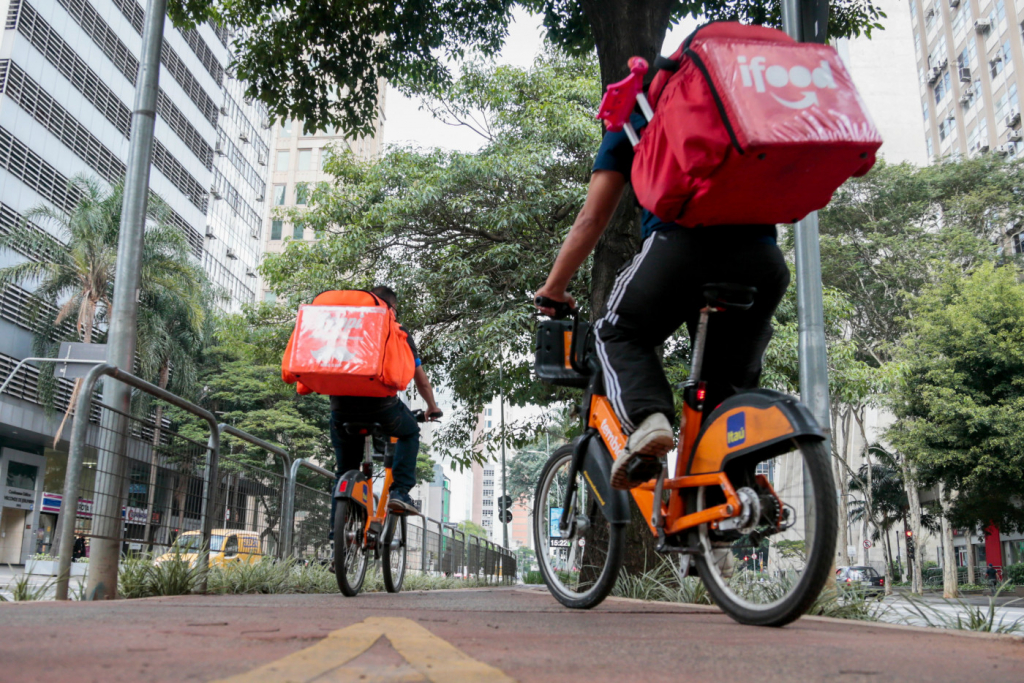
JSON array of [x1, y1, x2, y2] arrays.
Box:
[[332, 410, 428, 596], [532, 285, 837, 626]]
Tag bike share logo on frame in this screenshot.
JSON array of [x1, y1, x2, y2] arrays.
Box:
[[726, 412, 747, 448], [736, 55, 837, 110]]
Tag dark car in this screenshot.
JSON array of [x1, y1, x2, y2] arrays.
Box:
[[836, 566, 885, 597]]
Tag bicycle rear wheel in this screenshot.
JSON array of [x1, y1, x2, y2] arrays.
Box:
[[333, 500, 368, 597], [689, 439, 837, 626], [533, 444, 624, 609], [382, 513, 407, 593]]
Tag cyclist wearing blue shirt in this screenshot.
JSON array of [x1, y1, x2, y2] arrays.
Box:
[[535, 114, 789, 490]]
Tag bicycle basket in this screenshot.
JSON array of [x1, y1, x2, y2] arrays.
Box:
[[534, 319, 593, 388]]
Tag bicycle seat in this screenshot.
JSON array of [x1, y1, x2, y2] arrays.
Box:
[[342, 421, 383, 437], [702, 283, 757, 310]]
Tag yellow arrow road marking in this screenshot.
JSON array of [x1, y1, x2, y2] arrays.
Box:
[[214, 616, 514, 683]]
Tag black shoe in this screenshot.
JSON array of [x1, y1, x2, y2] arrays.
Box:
[[388, 490, 419, 515]]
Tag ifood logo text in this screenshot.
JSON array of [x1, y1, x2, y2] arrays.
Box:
[[737, 56, 837, 109]]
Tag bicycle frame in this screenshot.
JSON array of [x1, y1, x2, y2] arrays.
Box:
[[333, 433, 398, 552], [565, 303, 824, 546]]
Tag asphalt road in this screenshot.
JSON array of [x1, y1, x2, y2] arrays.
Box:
[[2, 586, 1023, 682]]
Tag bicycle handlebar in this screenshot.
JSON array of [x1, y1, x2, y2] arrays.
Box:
[[534, 295, 576, 320]]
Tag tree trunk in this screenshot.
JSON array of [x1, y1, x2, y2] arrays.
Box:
[[965, 532, 976, 585], [578, 0, 676, 577], [880, 522, 893, 595], [938, 483, 958, 598], [831, 405, 850, 567], [142, 360, 170, 552], [861, 432, 873, 566], [900, 458, 924, 594]]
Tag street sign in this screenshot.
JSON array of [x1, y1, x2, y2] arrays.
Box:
[[499, 510, 512, 524], [863, 539, 872, 549], [497, 494, 512, 510], [549, 507, 562, 543], [55, 342, 107, 379]]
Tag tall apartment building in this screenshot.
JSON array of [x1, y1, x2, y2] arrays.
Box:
[[912, 0, 1023, 162], [0, 0, 268, 564], [469, 400, 533, 549], [259, 110, 384, 300]]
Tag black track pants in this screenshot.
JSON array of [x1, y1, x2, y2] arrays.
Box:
[[595, 228, 790, 433]]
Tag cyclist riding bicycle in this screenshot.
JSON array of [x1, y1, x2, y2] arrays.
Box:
[[329, 285, 443, 527], [534, 113, 789, 491]]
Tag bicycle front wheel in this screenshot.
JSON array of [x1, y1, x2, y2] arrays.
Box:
[[333, 500, 368, 596], [533, 444, 624, 609], [382, 513, 407, 593], [690, 439, 837, 626]]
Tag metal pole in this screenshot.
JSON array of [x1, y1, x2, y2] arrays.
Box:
[[55, 364, 112, 600], [499, 352, 508, 548], [86, 0, 168, 601], [782, 0, 832, 550]]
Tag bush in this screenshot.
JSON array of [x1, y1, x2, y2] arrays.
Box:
[[524, 570, 544, 584], [1005, 563, 1024, 585]]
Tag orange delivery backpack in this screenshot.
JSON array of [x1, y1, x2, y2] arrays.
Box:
[[623, 22, 882, 226], [281, 290, 416, 398]]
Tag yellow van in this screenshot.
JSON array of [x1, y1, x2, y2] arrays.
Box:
[[157, 529, 263, 567]]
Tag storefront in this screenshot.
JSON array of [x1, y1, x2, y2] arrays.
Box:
[[0, 448, 45, 564]]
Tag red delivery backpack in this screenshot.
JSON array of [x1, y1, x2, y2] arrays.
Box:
[[281, 290, 416, 398], [624, 22, 882, 226]]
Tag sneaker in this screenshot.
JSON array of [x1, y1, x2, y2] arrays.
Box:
[[610, 413, 674, 490], [388, 490, 419, 515]]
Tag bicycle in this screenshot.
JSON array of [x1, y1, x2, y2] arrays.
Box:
[[332, 409, 429, 596], [532, 285, 838, 626]]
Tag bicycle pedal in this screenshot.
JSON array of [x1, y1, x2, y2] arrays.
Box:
[[624, 456, 662, 484]]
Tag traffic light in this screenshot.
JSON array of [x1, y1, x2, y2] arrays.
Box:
[[498, 494, 513, 524], [905, 530, 915, 560]]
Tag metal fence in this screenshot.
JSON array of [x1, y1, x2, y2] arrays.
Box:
[[283, 458, 516, 584], [53, 365, 516, 599]]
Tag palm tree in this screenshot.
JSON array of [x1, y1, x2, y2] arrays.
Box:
[[848, 445, 939, 586], [0, 174, 207, 441]]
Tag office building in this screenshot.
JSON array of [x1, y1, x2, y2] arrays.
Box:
[[0, 0, 268, 563], [259, 109, 384, 301]]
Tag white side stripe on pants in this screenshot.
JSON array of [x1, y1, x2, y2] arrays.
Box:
[[595, 234, 658, 434]]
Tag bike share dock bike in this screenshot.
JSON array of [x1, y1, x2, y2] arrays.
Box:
[[332, 411, 428, 596], [532, 288, 837, 626]]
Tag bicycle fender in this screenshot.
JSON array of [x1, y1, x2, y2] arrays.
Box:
[[687, 389, 825, 475], [582, 433, 632, 525], [334, 470, 372, 511]]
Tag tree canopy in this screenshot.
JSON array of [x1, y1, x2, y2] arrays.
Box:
[[169, 0, 884, 136], [886, 264, 1024, 533]]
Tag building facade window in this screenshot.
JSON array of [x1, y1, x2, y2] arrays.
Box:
[[280, 119, 293, 137], [263, 291, 277, 302], [270, 220, 283, 240], [1012, 233, 1024, 254], [295, 182, 309, 205], [273, 185, 286, 205], [482, 509, 493, 516], [297, 149, 312, 171], [935, 70, 952, 104], [991, 0, 1006, 30], [484, 469, 494, 476], [952, 0, 972, 36], [996, 84, 1020, 124], [276, 150, 290, 171], [293, 222, 304, 239], [483, 479, 494, 486], [483, 489, 493, 497]]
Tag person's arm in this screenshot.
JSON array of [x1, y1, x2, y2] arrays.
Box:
[[534, 170, 627, 314], [413, 366, 442, 419]]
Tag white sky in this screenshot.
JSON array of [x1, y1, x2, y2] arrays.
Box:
[[387, 10, 698, 525], [383, 8, 699, 153]]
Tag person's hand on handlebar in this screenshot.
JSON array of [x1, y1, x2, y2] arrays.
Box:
[[425, 406, 443, 421], [534, 284, 576, 318]]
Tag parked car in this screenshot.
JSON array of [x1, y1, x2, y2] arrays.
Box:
[[836, 565, 885, 597], [156, 530, 263, 567]]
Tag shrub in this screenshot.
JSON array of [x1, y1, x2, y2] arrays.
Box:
[[1005, 563, 1024, 585]]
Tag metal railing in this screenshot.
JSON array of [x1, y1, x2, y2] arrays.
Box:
[[53, 365, 516, 598]]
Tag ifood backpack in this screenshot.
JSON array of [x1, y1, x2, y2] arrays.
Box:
[[281, 290, 415, 398], [597, 22, 882, 226]]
